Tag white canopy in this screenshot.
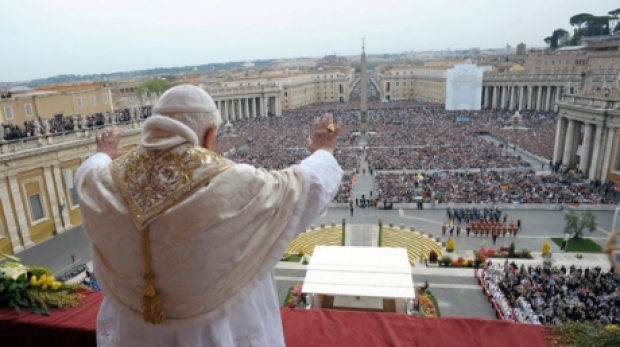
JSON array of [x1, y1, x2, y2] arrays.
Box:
[[302, 246, 415, 299]]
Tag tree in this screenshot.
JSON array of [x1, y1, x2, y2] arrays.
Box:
[[585, 16, 612, 36], [564, 209, 597, 240], [580, 210, 597, 235], [564, 210, 580, 236], [136, 78, 173, 97], [544, 29, 569, 50], [570, 13, 595, 31]]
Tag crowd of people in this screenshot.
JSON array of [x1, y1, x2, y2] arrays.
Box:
[[1, 106, 153, 141], [365, 105, 556, 161], [373, 170, 618, 205], [482, 263, 620, 325], [219, 108, 362, 172]]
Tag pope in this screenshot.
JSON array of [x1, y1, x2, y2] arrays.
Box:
[[76, 85, 343, 347]]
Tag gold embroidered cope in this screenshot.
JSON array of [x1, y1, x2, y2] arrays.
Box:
[[110, 143, 233, 230]]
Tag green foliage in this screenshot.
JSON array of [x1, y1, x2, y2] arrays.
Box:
[[424, 289, 441, 317], [547, 322, 620, 347], [544, 28, 569, 49], [570, 13, 595, 30], [551, 238, 602, 253], [564, 210, 598, 239], [439, 255, 452, 266], [580, 210, 597, 234], [136, 78, 173, 97], [508, 242, 516, 257], [564, 210, 580, 236]]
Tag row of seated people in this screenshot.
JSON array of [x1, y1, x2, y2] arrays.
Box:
[[366, 106, 556, 159], [373, 170, 617, 204], [481, 263, 620, 325]]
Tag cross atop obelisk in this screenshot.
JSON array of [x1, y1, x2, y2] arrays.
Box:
[[360, 37, 368, 133]]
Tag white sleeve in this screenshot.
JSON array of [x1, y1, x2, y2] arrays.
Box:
[[75, 152, 112, 186], [292, 149, 343, 235]]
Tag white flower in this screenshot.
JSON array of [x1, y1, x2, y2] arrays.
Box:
[[0, 262, 27, 280]]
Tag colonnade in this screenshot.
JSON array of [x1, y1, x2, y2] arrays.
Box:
[[552, 116, 616, 180], [214, 95, 281, 121], [482, 85, 563, 112]]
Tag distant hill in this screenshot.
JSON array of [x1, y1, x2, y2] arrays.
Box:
[[10, 59, 277, 87]]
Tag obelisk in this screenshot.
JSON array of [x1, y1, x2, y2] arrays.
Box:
[[360, 38, 368, 133]]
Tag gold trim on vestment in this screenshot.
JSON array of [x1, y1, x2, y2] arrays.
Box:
[[110, 143, 233, 230]]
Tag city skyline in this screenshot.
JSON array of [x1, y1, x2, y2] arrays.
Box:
[[1, 0, 618, 82]]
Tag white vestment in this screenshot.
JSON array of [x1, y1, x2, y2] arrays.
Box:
[[76, 116, 342, 347]]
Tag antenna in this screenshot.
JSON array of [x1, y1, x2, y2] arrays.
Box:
[[362, 37, 365, 52]]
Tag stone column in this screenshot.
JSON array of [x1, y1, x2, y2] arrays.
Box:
[[8, 175, 34, 248], [553, 117, 567, 164], [484, 87, 490, 109], [562, 119, 575, 166], [509, 86, 516, 110], [230, 99, 237, 120], [492, 86, 498, 108], [262, 96, 268, 117], [553, 86, 561, 112], [589, 125, 604, 179], [0, 181, 24, 253], [536, 86, 543, 111], [527, 86, 533, 110], [275, 95, 281, 116], [518, 86, 524, 110], [579, 123, 593, 175], [252, 97, 258, 118], [43, 166, 64, 233], [244, 98, 250, 119], [544, 87, 551, 111], [221, 100, 228, 121], [52, 164, 72, 230], [500, 86, 507, 109], [600, 127, 616, 181]]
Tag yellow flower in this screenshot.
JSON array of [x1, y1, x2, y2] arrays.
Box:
[[45, 276, 55, 286], [42, 284, 48, 290], [605, 325, 620, 333], [30, 275, 38, 286], [51, 281, 62, 291]]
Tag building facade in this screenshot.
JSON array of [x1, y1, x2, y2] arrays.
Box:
[[553, 92, 620, 184], [376, 66, 448, 103], [0, 121, 142, 255], [0, 84, 114, 125]]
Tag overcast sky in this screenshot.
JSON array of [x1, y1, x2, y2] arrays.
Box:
[[2, 0, 618, 82]]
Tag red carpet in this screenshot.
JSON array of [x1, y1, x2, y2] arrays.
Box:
[[282, 308, 549, 347], [0, 290, 99, 347], [0, 291, 549, 347]]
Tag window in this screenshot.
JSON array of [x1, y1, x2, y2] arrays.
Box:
[[64, 169, 79, 207], [29, 194, 45, 221], [4, 106, 13, 120], [77, 97, 83, 108], [90, 95, 96, 105], [25, 104, 33, 116]]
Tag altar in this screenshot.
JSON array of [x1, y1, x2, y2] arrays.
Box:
[[302, 246, 415, 313]]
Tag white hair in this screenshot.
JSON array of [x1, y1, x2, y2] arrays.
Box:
[[158, 110, 222, 144]]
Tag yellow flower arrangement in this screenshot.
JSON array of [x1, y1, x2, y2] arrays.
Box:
[[0, 253, 86, 315]]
